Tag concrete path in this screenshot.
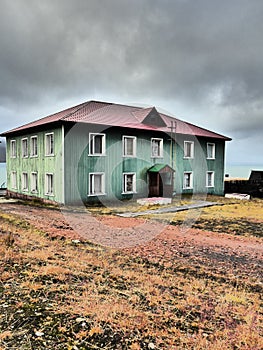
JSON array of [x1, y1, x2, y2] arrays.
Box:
[[118, 201, 223, 217]]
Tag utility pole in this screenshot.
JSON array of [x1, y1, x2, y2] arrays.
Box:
[[169, 121, 176, 169]]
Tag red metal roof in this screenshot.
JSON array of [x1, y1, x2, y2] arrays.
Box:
[[1, 100, 231, 140]]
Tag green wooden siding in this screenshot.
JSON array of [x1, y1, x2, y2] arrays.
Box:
[[6, 127, 64, 203], [175, 135, 225, 195], [5, 123, 226, 205], [64, 125, 172, 204]]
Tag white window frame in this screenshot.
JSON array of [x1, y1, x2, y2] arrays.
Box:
[[11, 171, 17, 189], [45, 173, 54, 196], [10, 140, 16, 158], [31, 172, 38, 193], [21, 138, 28, 158], [123, 172, 136, 194], [184, 141, 194, 159], [206, 171, 215, 188], [22, 172, 28, 192], [207, 143, 215, 159], [183, 171, 193, 189], [30, 136, 38, 157], [151, 138, 163, 158], [88, 172, 105, 196], [123, 136, 136, 157], [89, 133, 106, 156], [45, 133, 54, 156]]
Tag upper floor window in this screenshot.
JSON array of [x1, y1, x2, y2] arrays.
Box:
[[21, 138, 28, 158], [207, 143, 215, 159], [45, 173, 54, 196], [10, 140, 16, 158], [22, 172, 28, 192], [123, 136, 136, 157], [151, 138, 163, 158], [30, 136, 38, 157], [89, 133, 106, 156], [31, 172, 38, 193], [184, 141, 194, 158], [45, 133, 54, 156], [183, 171, 193, 189], [88, 172, 105, 196], [206, 171, 214, 187], [123, 173, 136, 193]]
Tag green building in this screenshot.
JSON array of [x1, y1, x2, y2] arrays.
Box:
[[1, 100, 231, 204]]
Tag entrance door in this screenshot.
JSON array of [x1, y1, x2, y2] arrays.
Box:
[[148, 172, 161, 197], [148, 164, 175, 198]]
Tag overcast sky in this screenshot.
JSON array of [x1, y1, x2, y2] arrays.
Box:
[[0, 0, 263, 174]]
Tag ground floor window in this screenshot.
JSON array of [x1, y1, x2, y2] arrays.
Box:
[[123, 173, 136, 193], [89, 173, 105, 196], [11, 171, 17, 189], [183, 171, 193, 189], [31, 172, 38, 193], [22, 172, 28, 192], [45, 173, 54, 196], [206, 171, 214, 187]]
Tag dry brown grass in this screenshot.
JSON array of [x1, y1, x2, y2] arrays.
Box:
[[0, 200, 262, 349]]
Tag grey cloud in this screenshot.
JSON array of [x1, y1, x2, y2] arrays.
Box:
[[0, 0, 263, 165]]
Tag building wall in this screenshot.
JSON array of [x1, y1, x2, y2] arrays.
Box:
[[5, 123, 226, 205], [64, 124, 172, 204], [6, 126, 64, 203], [175, 134, 225, 195]]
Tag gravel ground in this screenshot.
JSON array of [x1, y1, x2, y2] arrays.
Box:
[[0, 201, 262, 289]]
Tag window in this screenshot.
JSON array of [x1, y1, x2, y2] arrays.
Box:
[[184, 141, 194, 158], [21, 138, 28, 158], [151, 138, 163, 158], [22, 172, 28, 191], [10, 140, 16, 158], [45, 133, 54, 156], [89, 133, 106, 155], [45, 173, 54, 195], [207, 143, 215, 159], [30, 136, 38, 157], [89, 173, 105, 196], [123, 173, 136, 193], [183, 172, 193, 189], [206, 171, 214, 187], [123, 136, 136, 157], [31, 172, 38, 193], [11, 171, 17, 189]]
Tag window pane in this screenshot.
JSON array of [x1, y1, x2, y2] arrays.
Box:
[[184, 172, 192, 188], [94, 174, 102, 193], [207, 143, 215, 158], [22, 173, 28, 191], [46, 174, 54, 194], [126, 174, 133, 192], [11, 140, 16, 157], [94, 135, 102, 154], [31, 137, 38, 156], [152, 139, 160, 157], [22, 139, 28, 157], [123, 137, 135, 156], [125, 138, 133, 156]]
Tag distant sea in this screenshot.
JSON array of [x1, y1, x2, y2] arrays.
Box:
[[225, 164, 263, 179], [0, 163, 6, 187]]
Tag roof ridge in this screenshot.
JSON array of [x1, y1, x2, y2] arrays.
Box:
[[61, 100, 92, 120]]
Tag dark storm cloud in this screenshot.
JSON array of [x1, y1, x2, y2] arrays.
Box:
[[0, 0, 263, 163]]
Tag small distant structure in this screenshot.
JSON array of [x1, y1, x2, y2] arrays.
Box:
[[225, 170, 263, 198], [249, 170, 263, 182]]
